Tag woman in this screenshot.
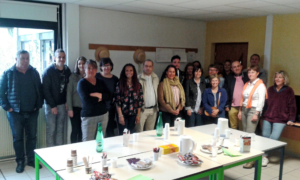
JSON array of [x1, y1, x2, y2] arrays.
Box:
[[238, 65, 267, 169], [202, 74, 227, 124], [222, 59, 232, 78], [183, 63, 194, 88], [184, 63, 194, 81], [96, 58, 119, 137], [238, 65, 267, 133], [158, 65, 185, 127], [77, 60, 110, 141], [215, 62, 224, 78], [115, 64, 143, 134], [193, 61, 202, 69], [185, 67, 206, 127], [261, 71, 296, 167], [66, 56, 86, 143]]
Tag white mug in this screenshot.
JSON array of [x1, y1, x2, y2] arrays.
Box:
[[179, 135, 195, 155]]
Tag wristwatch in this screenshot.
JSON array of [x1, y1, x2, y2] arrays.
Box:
[[255, 112, 260, 116]]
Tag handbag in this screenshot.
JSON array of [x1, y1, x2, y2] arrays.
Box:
[[204, 92, 221, 116]]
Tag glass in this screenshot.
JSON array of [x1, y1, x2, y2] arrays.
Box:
[[156, 112, 163, 137], [0, 27, 54, 76], [96, 122, 104, 152]]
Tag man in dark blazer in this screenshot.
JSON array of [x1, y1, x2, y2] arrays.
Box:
[[171, 55, 184, 84], [224, 61, 248, 130]]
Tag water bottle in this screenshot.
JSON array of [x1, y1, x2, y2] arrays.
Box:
[[156, 112, 163, 137], [96, 122, 104, 152]]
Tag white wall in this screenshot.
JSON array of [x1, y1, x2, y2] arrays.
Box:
[[78, 7, 206, 78]]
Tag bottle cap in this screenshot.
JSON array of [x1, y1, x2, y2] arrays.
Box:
[[67, 158, 73, 167], [71, 149, 77, 156]]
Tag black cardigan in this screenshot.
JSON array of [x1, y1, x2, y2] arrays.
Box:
[[77, 78, 111, 117], [185, 77, 206, 110]]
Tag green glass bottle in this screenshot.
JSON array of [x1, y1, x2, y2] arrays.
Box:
[[156, 112, 163, 137], [96, 122, 104, 152]]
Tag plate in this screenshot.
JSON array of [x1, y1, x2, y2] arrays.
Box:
[[129, 164, 153, 170], [177, 159, 202, 166], [200, 146, 223, 154]]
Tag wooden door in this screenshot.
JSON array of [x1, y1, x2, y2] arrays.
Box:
[[214, 43, 248, 69]]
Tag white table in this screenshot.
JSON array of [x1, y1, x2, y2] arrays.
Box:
[[57, 151, 223, 180], [35, 127, 264, 180], [34, 131, 167, 180], [190, 124, 287, 180]]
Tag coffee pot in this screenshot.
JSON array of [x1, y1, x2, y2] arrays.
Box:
[[179, 135, 195, 155]]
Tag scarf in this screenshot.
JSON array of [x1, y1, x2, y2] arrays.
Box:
[[240, 79, 268, 108], [163, 76, 185, 110]]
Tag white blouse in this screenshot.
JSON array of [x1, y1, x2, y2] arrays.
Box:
[[242, 78, 266, 112]]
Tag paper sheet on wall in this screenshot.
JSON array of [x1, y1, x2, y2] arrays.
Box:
[[187, 52, 196, 62], [155, 48, 187, 62]]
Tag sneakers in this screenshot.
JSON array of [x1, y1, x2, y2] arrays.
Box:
[[243, 161, 255, 169], [262, 156, 269, 167]]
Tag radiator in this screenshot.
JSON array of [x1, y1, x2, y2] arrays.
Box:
[[0, 107, 69, 159]]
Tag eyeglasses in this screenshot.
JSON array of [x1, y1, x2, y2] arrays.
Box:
[[102, 65, 111, 68]]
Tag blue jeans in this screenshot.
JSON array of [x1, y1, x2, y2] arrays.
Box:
[[262, 120, 286, 140], [7, 110, 39, 163], [262, 120, 286, 156], [187, 112, 204, 127]]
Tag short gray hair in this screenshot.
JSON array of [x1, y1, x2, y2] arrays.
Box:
[[54, 49, 65, 57], [16, 50, 29, 58], [274, 70, 290, 86]]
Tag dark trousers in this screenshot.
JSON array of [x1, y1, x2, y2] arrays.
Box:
[[7, 110, 39, 163], [186, 112, 204, 127], [204, 115, 218, 125], [106, 108, 117, 137], [70, 107, 82, 143], [117, 115, 136, 135], [161, 111, 180, 127]]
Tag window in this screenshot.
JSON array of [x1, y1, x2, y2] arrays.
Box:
[[0, 27, 54, 75]]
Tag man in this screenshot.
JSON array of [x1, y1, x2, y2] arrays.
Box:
[[135, 59, 159, 132], [171, 55, 184, 84], [43, 49, 71, 147], [243, 54, 268, 85], [205, 64, 225, 88], [224, 61, 248, 130], [0, 50, 43, 173]]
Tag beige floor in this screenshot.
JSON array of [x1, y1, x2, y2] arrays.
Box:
[[0, 154, 300, 180]]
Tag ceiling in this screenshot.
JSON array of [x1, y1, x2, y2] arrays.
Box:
[[36, 0, 300, 21]]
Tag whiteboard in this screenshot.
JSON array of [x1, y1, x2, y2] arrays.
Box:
[[155, 48, 187, 62]]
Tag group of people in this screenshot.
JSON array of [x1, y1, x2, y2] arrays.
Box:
[[0, 49, 296, 173]]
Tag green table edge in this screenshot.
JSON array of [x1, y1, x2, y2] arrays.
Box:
[[35, 153, 60, 180]]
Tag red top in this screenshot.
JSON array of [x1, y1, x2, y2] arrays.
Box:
[[263, 86, 297, 124]]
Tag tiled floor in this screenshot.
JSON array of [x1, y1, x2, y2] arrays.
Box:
[[0, 154, 300, 180]]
